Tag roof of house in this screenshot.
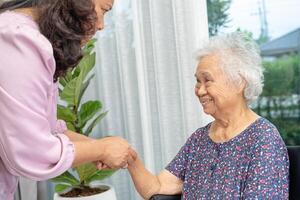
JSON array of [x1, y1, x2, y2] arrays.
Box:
[[260, 28, 300, 57]]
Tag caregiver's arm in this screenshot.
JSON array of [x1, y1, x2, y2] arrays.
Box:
[[128, 158, 183, 200], [64, 129, 93, 141]]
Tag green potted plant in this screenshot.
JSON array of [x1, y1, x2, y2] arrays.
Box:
[[51, 39, 117, 200]]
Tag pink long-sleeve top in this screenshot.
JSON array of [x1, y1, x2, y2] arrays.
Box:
[[0, 11, 75, 200]]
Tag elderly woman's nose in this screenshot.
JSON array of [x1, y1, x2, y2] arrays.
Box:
[[195, 84, 207, 96]]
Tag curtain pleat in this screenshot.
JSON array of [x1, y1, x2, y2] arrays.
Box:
[[15, 1, 210, 200]]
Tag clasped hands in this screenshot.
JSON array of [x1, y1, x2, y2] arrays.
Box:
[[94, 136, 137, 170]]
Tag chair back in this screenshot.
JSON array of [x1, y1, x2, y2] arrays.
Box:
[[287, 146, 300, 199]]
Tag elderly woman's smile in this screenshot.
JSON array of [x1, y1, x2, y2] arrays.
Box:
[[200, 97, 213, 106]]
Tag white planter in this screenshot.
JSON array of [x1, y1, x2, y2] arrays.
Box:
[[53, 183, 117, 200]]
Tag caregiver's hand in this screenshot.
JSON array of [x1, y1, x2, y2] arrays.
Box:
[[97, 136, 137, 169]]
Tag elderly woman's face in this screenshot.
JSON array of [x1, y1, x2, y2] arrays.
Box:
[[194, 55, 243, 116]]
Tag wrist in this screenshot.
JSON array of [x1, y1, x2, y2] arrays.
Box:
[[94, 139, 106, 161], [128, 157, 140, 170]]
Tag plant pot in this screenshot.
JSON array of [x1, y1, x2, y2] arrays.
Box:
[[53, 183, 117, 200]]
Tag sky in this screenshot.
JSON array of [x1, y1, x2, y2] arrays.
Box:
[[221, 0, 300, 40]]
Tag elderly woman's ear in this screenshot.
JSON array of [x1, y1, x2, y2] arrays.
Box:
[[237, 77, 247, 94]]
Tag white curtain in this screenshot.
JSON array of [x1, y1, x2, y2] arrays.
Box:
[[89, 0, 210, 199], [15, 0, 210, 200]]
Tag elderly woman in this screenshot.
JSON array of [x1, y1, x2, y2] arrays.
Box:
[[128, 32, 289, 199]]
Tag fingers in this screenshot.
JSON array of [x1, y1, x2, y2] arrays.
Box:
[[99, 164, 110, 170], [121, 163, 129, 169], [121, 147, 137, 169], [96, 161, 103, 169], [96, 161, 111, 170], [97, 149, 137, 170], [97, 136, 138, 169], [127, 148, 137, 164], [98, 159, 127, 170], [129, 147, 137, 160]]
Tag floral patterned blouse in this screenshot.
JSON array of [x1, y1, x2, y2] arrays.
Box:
[[166, 117, 289, 199]]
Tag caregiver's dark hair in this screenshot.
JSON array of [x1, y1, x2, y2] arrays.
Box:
[[0, 0, 98, 81], [0, 0, 39, 11]]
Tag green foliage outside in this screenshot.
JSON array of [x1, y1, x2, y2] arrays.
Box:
[[254, 54, 300, 145], [207, 0, 300, 145], [50, 39, 115, 194], [207, 0, 232, 36]]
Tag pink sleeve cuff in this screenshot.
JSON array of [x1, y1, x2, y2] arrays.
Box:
[[55, 120, 68, 134], [28, 133, 75, 180], [47, 133, 75, 178]]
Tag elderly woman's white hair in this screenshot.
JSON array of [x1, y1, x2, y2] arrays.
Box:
[[196, 32, 264, 105]]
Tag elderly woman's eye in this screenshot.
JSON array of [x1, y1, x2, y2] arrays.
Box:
[[206, 77, 213, 82], [204, 79, 213, 87]]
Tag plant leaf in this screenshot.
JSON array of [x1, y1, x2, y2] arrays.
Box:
[[65, 68, 73, 82], [53, 39, 114, 188], [78, 53, 96, 82], [55, 184, 73, 194], [74, 53, 96, 107], [66, 122, 76, 132], [84, 111, 108, 136], [83, 38, 97, 55], [85, 169, 116, 185], [78, 101, 102, 128], [74, 74, 84, 108], [73, 38, 96, 77], [57, 105, 76, 123], [75, 163, 98, 184], [59, 77, 68, 87], [78, 74, 95, 106], [72, 67, 81, 79], [60, 78, 77, 106], [50, 171, 79, 186]]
